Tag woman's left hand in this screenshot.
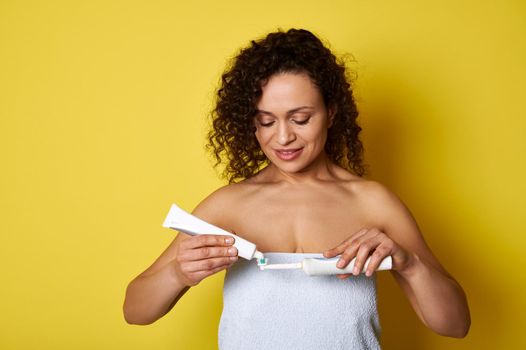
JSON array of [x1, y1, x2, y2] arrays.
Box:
[[323, 227, 414, 278]]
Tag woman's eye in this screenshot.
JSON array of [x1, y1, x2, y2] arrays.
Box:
[[259, 121, 275, 127], [293, 117, 311, 125]]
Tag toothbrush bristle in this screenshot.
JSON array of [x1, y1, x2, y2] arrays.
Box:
[[257, 258, 268, 266]]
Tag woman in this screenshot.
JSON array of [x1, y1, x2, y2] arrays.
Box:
[[123, 28, 470, 348]]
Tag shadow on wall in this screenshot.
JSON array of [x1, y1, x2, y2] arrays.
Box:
[[362, 78, 503, 348]]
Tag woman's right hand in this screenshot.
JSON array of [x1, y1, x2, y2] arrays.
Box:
[[173, 234, 238, 287]]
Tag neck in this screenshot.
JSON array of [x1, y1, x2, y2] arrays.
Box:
[[267, 152, 337, 184]]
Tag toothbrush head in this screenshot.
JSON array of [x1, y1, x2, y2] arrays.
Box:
[[257, 257, 268, 268]]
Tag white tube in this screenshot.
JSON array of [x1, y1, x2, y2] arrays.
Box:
[[259, 256, 392, 276], [162, 203, 265, 261], [302, 256, 392, 276]]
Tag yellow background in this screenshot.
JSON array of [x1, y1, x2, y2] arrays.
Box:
[[1, 0, 525, 349]]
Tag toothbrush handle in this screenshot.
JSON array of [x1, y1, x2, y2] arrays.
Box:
[[302, 256, 392, 276]]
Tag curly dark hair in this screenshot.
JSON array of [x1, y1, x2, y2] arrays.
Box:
[[206, 28, 366, 183]]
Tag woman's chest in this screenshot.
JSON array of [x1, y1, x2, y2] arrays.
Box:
[[227, 188, 376, 253]]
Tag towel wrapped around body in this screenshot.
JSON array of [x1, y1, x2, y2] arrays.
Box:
[[218, 252, 381, 350]]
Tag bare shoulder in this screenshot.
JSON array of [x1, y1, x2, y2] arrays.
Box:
[[351, 179, 448, 272], [349, 179, 407, 220], [347, 179, 420, 241], [191, 180, 259, 229]]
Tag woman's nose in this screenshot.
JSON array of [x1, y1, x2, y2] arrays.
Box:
[[277, 123, 296, 145]]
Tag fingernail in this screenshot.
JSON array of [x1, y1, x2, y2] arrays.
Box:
[[353, 266, 359, 275], [225, 237, 234, 244], [230, 256, 238, 261], [337, 259, 344, 268], [228, 247, 236, 255]]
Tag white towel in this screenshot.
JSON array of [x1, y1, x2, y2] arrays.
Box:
[[218, 252, 381, 350]]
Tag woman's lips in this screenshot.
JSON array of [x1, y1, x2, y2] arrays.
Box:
[[274, 148, 303, 161]]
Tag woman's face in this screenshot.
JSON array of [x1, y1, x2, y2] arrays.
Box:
[[254, 72, 335, 174]]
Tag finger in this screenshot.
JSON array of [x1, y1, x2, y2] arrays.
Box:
[[364, 245, 391, 277], [189, 262, 233, 283], [183, 256, 238, 272], [323, 242, 349, 259], [352, 236, 383, 275], [183, 234, 235, 249], [336, 229, 375, 268], [183, 246, 238, 261], [350, 227, 371, 241], [336, 273, 352, 279], [324, 228, 369, 258]]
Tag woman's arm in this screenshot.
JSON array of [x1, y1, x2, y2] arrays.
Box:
[[324, 180, 471, 338], [123, 235, 191, 325], [123, 233, 236, 325], [123, 188, 239, 325]]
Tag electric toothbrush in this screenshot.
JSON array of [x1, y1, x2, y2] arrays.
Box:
[[259, 256, 392, 276]]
